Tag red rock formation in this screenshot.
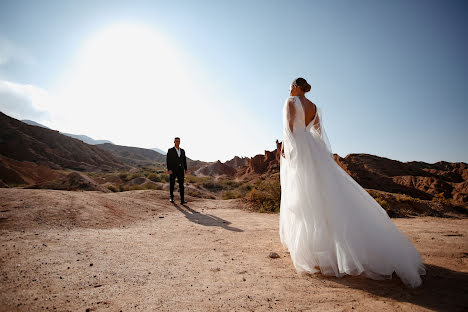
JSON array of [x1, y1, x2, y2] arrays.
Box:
[[195, 160, 237, 177], [224, 156, 248, 169], [238, 150, 279, 175], [335, 153, 467, 205]]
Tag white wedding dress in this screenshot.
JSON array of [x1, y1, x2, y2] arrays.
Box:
[[279, 95, 426, 288]]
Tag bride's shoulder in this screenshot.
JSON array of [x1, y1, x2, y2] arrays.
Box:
[[285, 96, 297, 108], [284, 96, 296, 105], [304, 96, 318, 109]]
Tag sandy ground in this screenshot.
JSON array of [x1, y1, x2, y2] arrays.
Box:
[[0, 188, 467, 312]]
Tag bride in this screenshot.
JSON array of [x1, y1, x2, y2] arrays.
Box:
[[279, 77, 426, 288]]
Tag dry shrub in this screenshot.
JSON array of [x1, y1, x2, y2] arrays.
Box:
[[222, 190, 242, 200], [147, 173, 162, 182], [186, 189, 215, 199], [245, 176, 281, 213], [202, 180, 224, 192], [107, 185, 118, 192]]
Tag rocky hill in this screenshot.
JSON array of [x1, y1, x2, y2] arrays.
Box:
[[334, 153, 468, 205], [208, 144, 467, 207], [96, 143, 207, 171], [195, 160, 237, 177], [0, 112, 128, 184], [96, 143, 166, 166], [237, 150, 279, 175], [224, 156, 249, 169]]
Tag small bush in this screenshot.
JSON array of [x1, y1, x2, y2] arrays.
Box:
[[107, 185, 118, 192], [129, 172, 144, 180], [147, 173, 162, 182], [185, 175, 198, 184], [222, 190, 241, 200], [186, 175, 211, 185], [119, 173, 129, 182], [238, 183, 253, 196], [432, 192, 452, 208], [218, 179, 242, 189], [245, 178, 281, 213], [143, 183, 162, 190], [186, 189, 215, 199], [375, 197, 389, 209], [159, 173, 170, 182], [202, 180, 224, 192]]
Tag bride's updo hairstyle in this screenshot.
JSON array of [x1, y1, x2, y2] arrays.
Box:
[[292, 77, 311, 93]]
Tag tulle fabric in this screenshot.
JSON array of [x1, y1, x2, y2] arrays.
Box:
[[279, 96, 426, 288]]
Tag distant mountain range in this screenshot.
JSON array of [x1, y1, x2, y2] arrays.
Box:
[[21, 119, 113, 145], [21, 119, 50, 129], [151, 147, 167, 155], [61, 133, 113, 145], [20, 119, 171, 150]]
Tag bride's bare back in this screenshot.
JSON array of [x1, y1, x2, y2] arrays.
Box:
[[286, 95, 319, 133], [297, 95, 317, 127]]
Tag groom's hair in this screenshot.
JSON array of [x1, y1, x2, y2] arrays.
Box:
[[174, 137, 180, 141]]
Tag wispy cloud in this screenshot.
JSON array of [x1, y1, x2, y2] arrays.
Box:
[[0, 80, 50, 121]]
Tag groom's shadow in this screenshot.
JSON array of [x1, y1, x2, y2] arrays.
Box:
[[313, 264, 468, 312], [173, 203, 243, 232]]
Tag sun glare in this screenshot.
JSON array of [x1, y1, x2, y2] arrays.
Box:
[[70, 24, 186, 107], [51, 23, 204, 146], [46, 23, 269, 161], [82, 25, 182, 98]]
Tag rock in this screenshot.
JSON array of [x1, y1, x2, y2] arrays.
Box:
[[269, 252, 280, 259]]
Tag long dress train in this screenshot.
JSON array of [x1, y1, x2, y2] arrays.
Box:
[[279, 95, 426, 288]]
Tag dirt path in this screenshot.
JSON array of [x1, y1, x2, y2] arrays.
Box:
[[0, 189, 467, 311]]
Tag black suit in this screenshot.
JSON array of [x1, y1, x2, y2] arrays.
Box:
[[166, 147, 187, 202]]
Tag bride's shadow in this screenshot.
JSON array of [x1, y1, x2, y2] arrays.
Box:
[[313, 264, 468, 312], [173, 203, 243, 232]]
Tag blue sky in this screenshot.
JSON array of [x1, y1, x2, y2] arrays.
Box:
[[0, 0, 466, 162]]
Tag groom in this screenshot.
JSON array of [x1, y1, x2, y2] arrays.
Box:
[[166, 137, 187, 204]]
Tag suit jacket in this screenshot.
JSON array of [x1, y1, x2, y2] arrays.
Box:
[[166, 147, 187, 172]]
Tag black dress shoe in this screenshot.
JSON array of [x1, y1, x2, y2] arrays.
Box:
[[169, 198, 174, 203]]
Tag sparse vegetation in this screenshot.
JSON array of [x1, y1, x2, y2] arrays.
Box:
[[28, 165, 465, 218], [222, 190, 241, 200], [119, 173, 129, 182], [245, 175, 281, 213], [186, 188, 216, 199], [432, 192, 451, 206], [202, 180, 224, 192], [107, 185, 118, 192], [375, 197, 391, 214]]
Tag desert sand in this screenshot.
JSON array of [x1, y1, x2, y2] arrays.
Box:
[[0, 188, 467, 311]]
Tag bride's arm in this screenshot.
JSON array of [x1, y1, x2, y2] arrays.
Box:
[[312, 104, 321, 134], [287, 98, 296, 133]]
